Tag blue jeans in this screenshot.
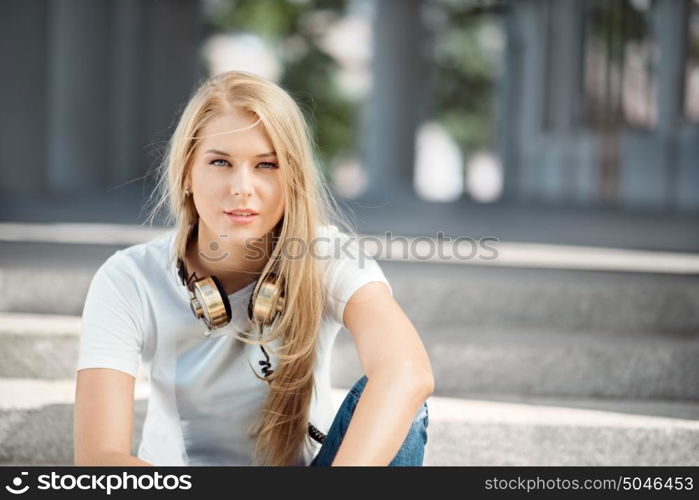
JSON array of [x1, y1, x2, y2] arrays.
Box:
[[310, 375, 429, 466]]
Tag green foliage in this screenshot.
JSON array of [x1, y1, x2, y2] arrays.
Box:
[[205, 0, 505, 172], [430, 2, 505, 154]]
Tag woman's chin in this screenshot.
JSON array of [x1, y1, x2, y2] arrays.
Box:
[[218, 227, 268, 247]]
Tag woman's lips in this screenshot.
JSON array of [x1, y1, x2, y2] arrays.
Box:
[[224, 212, 258, 224]]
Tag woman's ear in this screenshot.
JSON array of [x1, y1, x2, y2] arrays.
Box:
[[183, 163, 193, 189]]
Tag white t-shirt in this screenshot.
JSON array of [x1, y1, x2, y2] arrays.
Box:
[[76, 224, 392, 466]]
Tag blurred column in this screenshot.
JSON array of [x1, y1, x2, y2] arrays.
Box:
[[498, 0, 523, 202], [508, 0, 548, 202], [47, 0, 110, 192], [503, 0, 594, 205], [0, 0, 49, 195], [19, 0, 201, 197], [548, 0, 583, 134], [113, 0, 203, 189], [141, 0, 205, 178], [655, 0, 689, 209], [620, 0, 688, 209], [361, 0, 430, 203], [110, 0, 145, 187], [545, 0, 593, 204]]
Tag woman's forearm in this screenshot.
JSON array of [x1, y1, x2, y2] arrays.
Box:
[[330, 368, 432, 466]]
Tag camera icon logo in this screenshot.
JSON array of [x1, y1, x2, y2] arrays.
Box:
[[5, 471, 29, 494]]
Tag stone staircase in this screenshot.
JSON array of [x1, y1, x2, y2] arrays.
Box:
[[1, 229, 698, 466]]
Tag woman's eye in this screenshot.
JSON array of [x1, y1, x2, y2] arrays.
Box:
[[209, 159, 278, 169], [210, 159, 229, 167]]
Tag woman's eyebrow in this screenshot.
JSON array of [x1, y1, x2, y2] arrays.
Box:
[[204, 148, 277, 158]]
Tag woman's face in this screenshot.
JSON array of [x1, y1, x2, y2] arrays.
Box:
[[188, 108, 285, 252]]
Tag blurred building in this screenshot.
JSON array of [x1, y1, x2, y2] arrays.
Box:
[[1, 0, 697, 467], [0, 0, 203, 197], [362, 0, 699, 212], [498, 0, 699, 211], [1, 0, 697, 213]]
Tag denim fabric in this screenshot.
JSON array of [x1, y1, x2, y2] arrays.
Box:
[[310, 375, 429, 466]]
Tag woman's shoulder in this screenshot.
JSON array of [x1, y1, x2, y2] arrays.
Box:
[[313, 223, 356, 248], [100, 228, 175, 277], [311, 224, 350, 261], [314, 223, 342, 239], [314, 223, 392, 325], [312, 223, 383, 273]]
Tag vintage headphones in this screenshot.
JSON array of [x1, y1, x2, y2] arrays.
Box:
[[175, 221, 286, 335], [176, 256, 285, 334]]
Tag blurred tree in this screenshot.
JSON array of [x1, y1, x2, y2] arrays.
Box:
[[203, 0, 354, 178], [204, 0, 507, 187], [583, 0, 653, 129], [429, 0, 506, 156]]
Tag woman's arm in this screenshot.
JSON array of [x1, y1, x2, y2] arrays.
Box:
[[331, 282, 434, 466], [74, 368, 153, 466]]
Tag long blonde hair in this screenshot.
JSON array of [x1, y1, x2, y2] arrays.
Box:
[[146, 70, 355, 465]]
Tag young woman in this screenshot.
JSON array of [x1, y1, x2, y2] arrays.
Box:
[[73, 70, 433, 466]]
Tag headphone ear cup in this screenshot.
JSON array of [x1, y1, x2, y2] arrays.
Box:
[[209, 275, 232, 324], [251, 276, 285, 326]]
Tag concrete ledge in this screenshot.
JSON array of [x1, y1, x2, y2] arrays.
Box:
[[332, 326, 699, 400], [2, 252, 699, 333], [2, 313, 698, 400], [1, 379, 697, 466]]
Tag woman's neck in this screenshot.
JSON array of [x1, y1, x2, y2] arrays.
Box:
[[185, 224, 273, 295]]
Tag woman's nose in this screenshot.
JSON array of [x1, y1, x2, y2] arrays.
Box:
[[229, 165, 254, 197]]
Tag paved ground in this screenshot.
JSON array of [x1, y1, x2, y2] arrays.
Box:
[[2, 377, 699, 466]]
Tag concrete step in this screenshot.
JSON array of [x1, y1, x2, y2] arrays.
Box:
[[381, 261, 699, 335], [420, 393, 699, 466], [332, 325, 699, 400], [0, 313, 82, 379], [2, 240, 699, 334], [1, 378, 697, 466], [2, 313, 698, 400]]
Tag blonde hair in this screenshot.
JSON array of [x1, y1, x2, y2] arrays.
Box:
[[145, 70, 356, 465]]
